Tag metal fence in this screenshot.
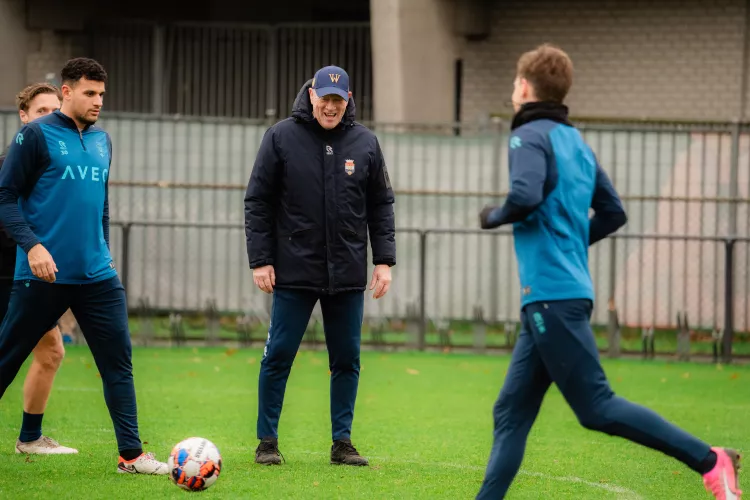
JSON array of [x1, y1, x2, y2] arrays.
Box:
[[83, 20, 373, 120], [1, 110, 749, 360]]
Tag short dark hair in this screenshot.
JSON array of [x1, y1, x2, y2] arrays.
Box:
[[15, 83, 62, 112], [516, 44, 573, 103], [60, 57, 108, 86]]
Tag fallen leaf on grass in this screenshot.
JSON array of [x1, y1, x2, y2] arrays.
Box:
[[681, 372, 690, 379], [313, 481, 320, 487], [730, 373, 740, 380], [661, 378, 667, 383], [247, 358, 256, 364], [406, 368, 419, 375], [225, 348, 238, 357]]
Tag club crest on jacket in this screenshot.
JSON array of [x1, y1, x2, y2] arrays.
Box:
[[344, 159, 355, 175]]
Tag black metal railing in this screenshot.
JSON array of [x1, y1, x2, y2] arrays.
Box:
[[109, 221, 749, 363]]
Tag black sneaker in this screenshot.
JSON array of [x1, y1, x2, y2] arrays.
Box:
[[330, 439, 369, 466], [255, 437, 282, 465]]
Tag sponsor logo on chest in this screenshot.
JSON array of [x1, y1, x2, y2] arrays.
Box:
[[60, 165, 109, 182]]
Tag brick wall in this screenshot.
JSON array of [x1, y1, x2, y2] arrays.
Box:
[[460, 0, 748, 123]]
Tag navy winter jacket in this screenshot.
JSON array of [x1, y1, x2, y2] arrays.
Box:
[[244, 80, 396, 294]]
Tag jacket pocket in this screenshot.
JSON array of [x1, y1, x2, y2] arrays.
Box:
[[280, 227, 318, 240], [341, 227, 366, 240], [274, 227, 327, 287]]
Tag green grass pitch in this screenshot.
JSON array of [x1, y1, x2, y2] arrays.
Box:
[[0, 346, 747, 499]]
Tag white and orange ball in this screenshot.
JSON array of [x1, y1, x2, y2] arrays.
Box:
[[168, 437, 222, 491]]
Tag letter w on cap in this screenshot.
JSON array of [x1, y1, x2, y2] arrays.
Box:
[[329, 73, 341, 83]]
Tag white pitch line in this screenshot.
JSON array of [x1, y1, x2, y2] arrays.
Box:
[[40, 392, 645, 498], [297, 451, 643, 499]]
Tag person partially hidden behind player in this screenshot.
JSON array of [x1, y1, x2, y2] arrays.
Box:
[[0, 83, 77, 455], [0, 57, 167, 474], [476, 44, 741, 500]]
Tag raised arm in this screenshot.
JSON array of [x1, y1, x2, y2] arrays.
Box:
[[480, 128, 548, 229]]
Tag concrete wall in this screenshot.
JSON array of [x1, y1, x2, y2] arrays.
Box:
[[459, 0, 750, 123], [369, 0, 750, 123], [10, 0, 750, 123], [370, 0, 462, 123], [0, 0, 29, 109]]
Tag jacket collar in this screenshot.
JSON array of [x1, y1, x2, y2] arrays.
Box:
[[52, 109, 94, 133], [510, 101, 573, 130]]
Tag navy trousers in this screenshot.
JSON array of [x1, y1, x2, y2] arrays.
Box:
[[476, 299, 713, 499], [0, 276, 141, 452], [257, 288, 364, 442]]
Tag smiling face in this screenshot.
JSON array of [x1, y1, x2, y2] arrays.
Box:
[[308, 88, 350, 130]]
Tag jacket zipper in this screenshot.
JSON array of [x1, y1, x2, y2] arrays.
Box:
[[324, 141, 334, 294]]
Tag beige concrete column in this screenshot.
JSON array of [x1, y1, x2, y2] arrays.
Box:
[[0, 0, 29, 108], [370, 0, 462, 124]]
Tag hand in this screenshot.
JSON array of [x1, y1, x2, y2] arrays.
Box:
[[253, 265, 276, 294], [479, 204, 499, 229], [369, 264, 392, 299], [28, 243, 58, 283]]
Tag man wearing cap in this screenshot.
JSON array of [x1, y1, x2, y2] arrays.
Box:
[[244, 66, 396, 466]]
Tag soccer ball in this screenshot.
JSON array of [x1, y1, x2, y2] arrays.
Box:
[[168, 437, 222, 491]]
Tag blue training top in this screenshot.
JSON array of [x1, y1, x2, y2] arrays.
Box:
[[483, 103, 627, 307], [0, 110, 116, 284]]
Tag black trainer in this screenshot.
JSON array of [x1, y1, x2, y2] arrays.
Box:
[[330, 439, 369, 466], [255, 437, 282, 465]]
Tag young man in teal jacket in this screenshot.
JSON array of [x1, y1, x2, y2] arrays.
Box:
[[477, 44, 741, 500]]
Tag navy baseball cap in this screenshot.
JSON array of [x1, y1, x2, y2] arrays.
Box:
[[312, 65, 350, 100]]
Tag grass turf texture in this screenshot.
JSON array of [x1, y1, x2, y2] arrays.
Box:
[[0, 346, 746, 499]]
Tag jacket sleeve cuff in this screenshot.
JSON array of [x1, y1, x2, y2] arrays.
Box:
[[373, 256, 395, 266], [21, 237, 41, 254], [249, 258, 274, 269]]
